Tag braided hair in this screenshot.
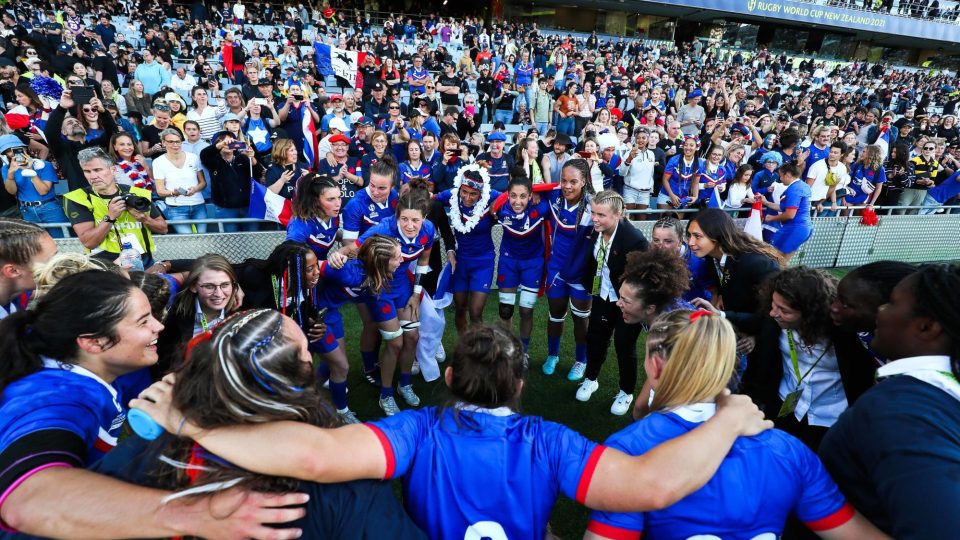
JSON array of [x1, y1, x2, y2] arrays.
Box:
[[561, 158, 593, 228], [0, 218, 48, 266], [258, 241, 317, 328], [157, 309, 336, 499]]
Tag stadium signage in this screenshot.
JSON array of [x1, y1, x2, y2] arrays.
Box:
[[656, 0, 957, 42]]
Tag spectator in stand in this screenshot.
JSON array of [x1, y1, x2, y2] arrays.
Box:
[[43, 89, 117, 192], [133, 49, 170, 95], [200, 131, 259, 232], [152, 128, 207, 234]]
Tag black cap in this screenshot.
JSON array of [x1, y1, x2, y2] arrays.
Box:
[[257, 79, 273, 86], [371, 82, 385, 91]]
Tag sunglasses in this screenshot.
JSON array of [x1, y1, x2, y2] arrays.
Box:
[[389, 105, 400, 110], [427, 86, 435, 89], [82, 106, 96, 113], [154, 105, 171, 112], [924, 146, 936, 150]]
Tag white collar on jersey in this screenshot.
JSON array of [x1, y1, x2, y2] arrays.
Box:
[[876, 355, 960, 403], [456, 402, 516, 416], [41, 356, 121, 410], [668, 402, 717, 423], [365, 186, 391, 209]]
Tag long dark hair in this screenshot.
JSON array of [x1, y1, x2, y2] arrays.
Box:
[[759, 266, 837, 345], [156, 309, 336, 496], [292, 173, 340, 220], [0, 271, 138, 392], [689, 208, 785, 266]]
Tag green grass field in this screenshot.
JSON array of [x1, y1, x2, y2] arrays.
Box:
[[334, 267, 855, 537], [333, 298, 642, 538]]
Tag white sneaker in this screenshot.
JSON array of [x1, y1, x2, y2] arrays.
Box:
[[398, 384, 421, 407], [337, 408, 361, 424], [435, 344, 447, 363], [379, 396, 401, 416], [610, 391, 633, 416], [411, 359, 421, 376], [576, 379, 599, 402]]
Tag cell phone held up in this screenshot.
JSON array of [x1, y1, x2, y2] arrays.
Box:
[[229, 141, 248, 151], [70, 85, 95, 106]]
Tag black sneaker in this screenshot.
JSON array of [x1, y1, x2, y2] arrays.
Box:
[[363, 368, 381, 387]]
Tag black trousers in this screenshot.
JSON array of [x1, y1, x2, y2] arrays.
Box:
[[584, 297, 644, 393]]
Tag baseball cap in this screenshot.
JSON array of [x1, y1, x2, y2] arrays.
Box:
[[0, 134, 26, 154], [221, 112, 242, 124], [371, 82, 385, 92], [329, 133, 351, 145]]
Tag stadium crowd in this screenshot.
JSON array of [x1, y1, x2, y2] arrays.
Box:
[[0, 0, 959, 538]]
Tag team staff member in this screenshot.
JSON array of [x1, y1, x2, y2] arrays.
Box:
[[821, 264, 960, 538], [0, 271, 306, 538], [134, 324, 773, 539], [586, 310, 888, 540], [574, 191, 650, 416], [64, 147, 168, 267]]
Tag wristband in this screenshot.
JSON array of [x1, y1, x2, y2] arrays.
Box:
[[413, 285, 423, 294], [415, 264, 431, 275]]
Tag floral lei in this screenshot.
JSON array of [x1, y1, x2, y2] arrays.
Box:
[[449, 164, 492, 235]]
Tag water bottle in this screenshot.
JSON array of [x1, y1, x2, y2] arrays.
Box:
[[119, 242, 144, 271], [127, 408, 165, 440]]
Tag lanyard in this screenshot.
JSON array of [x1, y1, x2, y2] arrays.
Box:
[[592, 236, 610, 296], [712, 254, 728, 286], [786, 330, 829, 385]]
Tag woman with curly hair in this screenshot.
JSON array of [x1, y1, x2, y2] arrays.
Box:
[[578, 247, 694, 416], [720, 266, 876, 451]]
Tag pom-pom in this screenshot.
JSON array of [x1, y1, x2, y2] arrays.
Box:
[[30, 76, 63, 101], [860, 207, 879, 226]]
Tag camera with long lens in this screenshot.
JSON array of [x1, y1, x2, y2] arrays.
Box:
[[122, 193, 153, 213]]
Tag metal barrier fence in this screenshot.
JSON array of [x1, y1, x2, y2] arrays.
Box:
[[49, 211, 960, 268]]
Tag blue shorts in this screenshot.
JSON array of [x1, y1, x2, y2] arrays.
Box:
[[366, 274, 413, 323], [310, 308, 344, 354], [451, 254, 495, 294], [770, 224, 813, 254], [497, 254, 544, 290], [545, 267, 591, 301]]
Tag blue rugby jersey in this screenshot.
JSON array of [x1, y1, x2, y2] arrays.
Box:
[[341, 186, 399, 240], [368, 406, 606, 539], [587, 404, 853, 540], [436, 189, 501, 259], [286, 215, 340, 260], [497, 199, 550, 259], [359, 216, 435, 285]]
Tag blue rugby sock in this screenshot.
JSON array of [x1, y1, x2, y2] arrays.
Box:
[[399, 372, 412, 387], [547, 335, 561, 356], [329, 381, 348, 410], [521, 337, 530, 352], [380, 386, 394, 399], [575, 343, 587, 364], [361, 350, 378, 372]]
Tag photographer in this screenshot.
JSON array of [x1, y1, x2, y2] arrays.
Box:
[[63, 147, 167, 266], [44, 88, 117, 192], [0, 135, 68, 235]]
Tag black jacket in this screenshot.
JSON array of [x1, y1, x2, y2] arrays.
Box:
[[44, 105, 118, 192], [724, 312, 877, 416], [705, 252, 781, 314], [579, 219, 649, 293]]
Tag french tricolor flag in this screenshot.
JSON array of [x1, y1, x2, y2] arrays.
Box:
[[248, 179, 293, 226], [876, 124, 891, 162], [302, 110, 318, 169]]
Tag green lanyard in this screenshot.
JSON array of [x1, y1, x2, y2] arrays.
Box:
[[786, 330, 829, 384], [592, 237, 609, 296]]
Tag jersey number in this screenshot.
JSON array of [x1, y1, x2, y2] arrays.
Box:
[[464, 521, 508, 540]]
